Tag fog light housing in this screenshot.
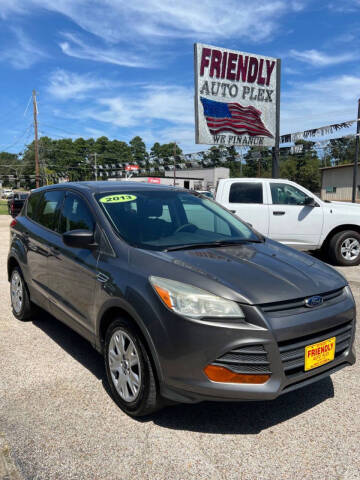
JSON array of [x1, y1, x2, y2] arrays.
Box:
[[204, 365, 270, 384]]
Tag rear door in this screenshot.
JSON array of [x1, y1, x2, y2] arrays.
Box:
[[21, 190, 64, 307], [47, 190, 99, 337], [268, 182, 323, 248], [219, 181, 269, 235]]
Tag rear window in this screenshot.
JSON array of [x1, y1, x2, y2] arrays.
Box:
[[229, 182, 263, 204], [26, 192, 42, 220]]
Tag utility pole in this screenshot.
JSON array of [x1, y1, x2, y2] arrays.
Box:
[[94, 153, 98, 181], [32, 90, 40, 188], [352, 98, 360, 203], [90, 153, 98, 180], [173, 141, 176, 186]]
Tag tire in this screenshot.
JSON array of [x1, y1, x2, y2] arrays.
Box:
[[10, 266, 36, 321], [104, 318, 161, 417], [328, 230, 360, 266]]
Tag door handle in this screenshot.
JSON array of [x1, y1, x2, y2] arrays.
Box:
[[273, 211, 285, 216]]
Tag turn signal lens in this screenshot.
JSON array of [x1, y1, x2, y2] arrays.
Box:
[[204, 365, 270, 384], [153, 285, 173, 309], [10, 218, 17, 228]]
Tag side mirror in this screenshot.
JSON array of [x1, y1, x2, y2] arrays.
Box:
[[304, 196, 317, 207], [62, 229, 97, 249]]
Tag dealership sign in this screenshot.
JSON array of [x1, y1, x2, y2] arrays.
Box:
[[194, 43, 280, 147]]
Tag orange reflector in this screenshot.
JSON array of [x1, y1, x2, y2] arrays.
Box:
[[154, 285, 173, 309], [204, 365, 270, 384]]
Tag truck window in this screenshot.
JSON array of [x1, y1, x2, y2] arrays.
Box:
[[270, 183, 307, 205], [229, 183, 263, 204]]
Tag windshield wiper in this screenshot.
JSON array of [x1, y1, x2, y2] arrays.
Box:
[[163, 239, 263, 252]]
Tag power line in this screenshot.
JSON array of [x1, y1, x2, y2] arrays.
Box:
[[0, 124, 33, 151]]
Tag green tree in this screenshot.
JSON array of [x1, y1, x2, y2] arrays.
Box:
[[130, 136, 147, 163], [0, 151, 21, 186], [243, 147, 272, 177], [150, 142, 182, 159], [150, 142, 161, 158], [323, 137, 356, 166], [279, 141, 321, 192]]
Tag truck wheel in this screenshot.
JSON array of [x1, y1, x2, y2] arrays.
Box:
[[10, 267, 37, 321], [329, 230, 360, 266], [104, 318, 162, 417]]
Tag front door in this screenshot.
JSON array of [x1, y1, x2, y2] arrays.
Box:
[[268, 182, 324, 249], [47, 191, 99, 337]]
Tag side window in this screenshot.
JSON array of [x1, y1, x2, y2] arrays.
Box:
[[59, 192, 95, 233], [270, 183, 307, 205], [26, 192, 41, 221], [229, 183, 263, 204], [37, 191, 64, 231], [183, 202, 231, 235]]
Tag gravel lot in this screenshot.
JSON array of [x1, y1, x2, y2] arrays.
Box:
[[0, 214, 359, 480]]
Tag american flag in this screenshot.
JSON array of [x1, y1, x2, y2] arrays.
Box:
[[200, 97, 273, 138]]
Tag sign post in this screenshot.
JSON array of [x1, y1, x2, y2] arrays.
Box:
[[272, 58, 281, 178], [194, 43, 280, 174], [352, 99, 360, 203]]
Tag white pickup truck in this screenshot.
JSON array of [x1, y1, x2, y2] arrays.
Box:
[[216, 177, 360, 266]]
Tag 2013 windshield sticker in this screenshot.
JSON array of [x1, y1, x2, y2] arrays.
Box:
[[100, 194, 137, 203]]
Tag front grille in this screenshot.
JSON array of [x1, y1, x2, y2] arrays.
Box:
[[261, 287, 345, 314], [279, 320, 353, 377], [211, 344, 271, 375]]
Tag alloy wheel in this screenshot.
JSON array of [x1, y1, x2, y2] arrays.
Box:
[[340, 237, 360, 261], [11, 271, 23, 314], [108, 329, 142, 403]]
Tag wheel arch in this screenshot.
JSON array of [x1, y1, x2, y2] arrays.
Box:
[[7, 255, 20, 281], [322, 224, 360, 251], [96, 301, 163, 384]]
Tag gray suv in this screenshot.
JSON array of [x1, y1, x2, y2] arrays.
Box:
[[8, 182, 356, 416]]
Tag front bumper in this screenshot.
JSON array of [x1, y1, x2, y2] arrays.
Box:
[[152, 288, 356, 404]]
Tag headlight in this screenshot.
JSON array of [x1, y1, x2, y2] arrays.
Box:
[[149, 276, 244, 319], [345, 285, 355, 303]]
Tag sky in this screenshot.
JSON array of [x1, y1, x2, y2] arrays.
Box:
[[0, 0, 360, 154]]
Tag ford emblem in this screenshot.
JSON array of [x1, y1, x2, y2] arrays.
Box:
[[305, 295, 323, 308]]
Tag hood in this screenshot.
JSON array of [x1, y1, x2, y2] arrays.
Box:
[[328, 201, 360, 209], [146, 240, 346, 305]]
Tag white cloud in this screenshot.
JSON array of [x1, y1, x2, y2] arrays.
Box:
[[289, 49, 356, 66], [0, 27, 48, 69], [54, 73, 360, 150], [328, 1, 360, 12], [47, 69, 118, 100], [83, 85, 194, 128], [59, 33, 152, 68], [0, 0, 26, 18], [1, 0, 305, 44], [281, 74, 360, 133]]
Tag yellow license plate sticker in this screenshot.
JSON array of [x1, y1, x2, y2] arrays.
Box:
[[304, 337, 336, 371]]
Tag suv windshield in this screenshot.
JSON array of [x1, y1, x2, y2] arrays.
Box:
[[96, 190, 261, 250]]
